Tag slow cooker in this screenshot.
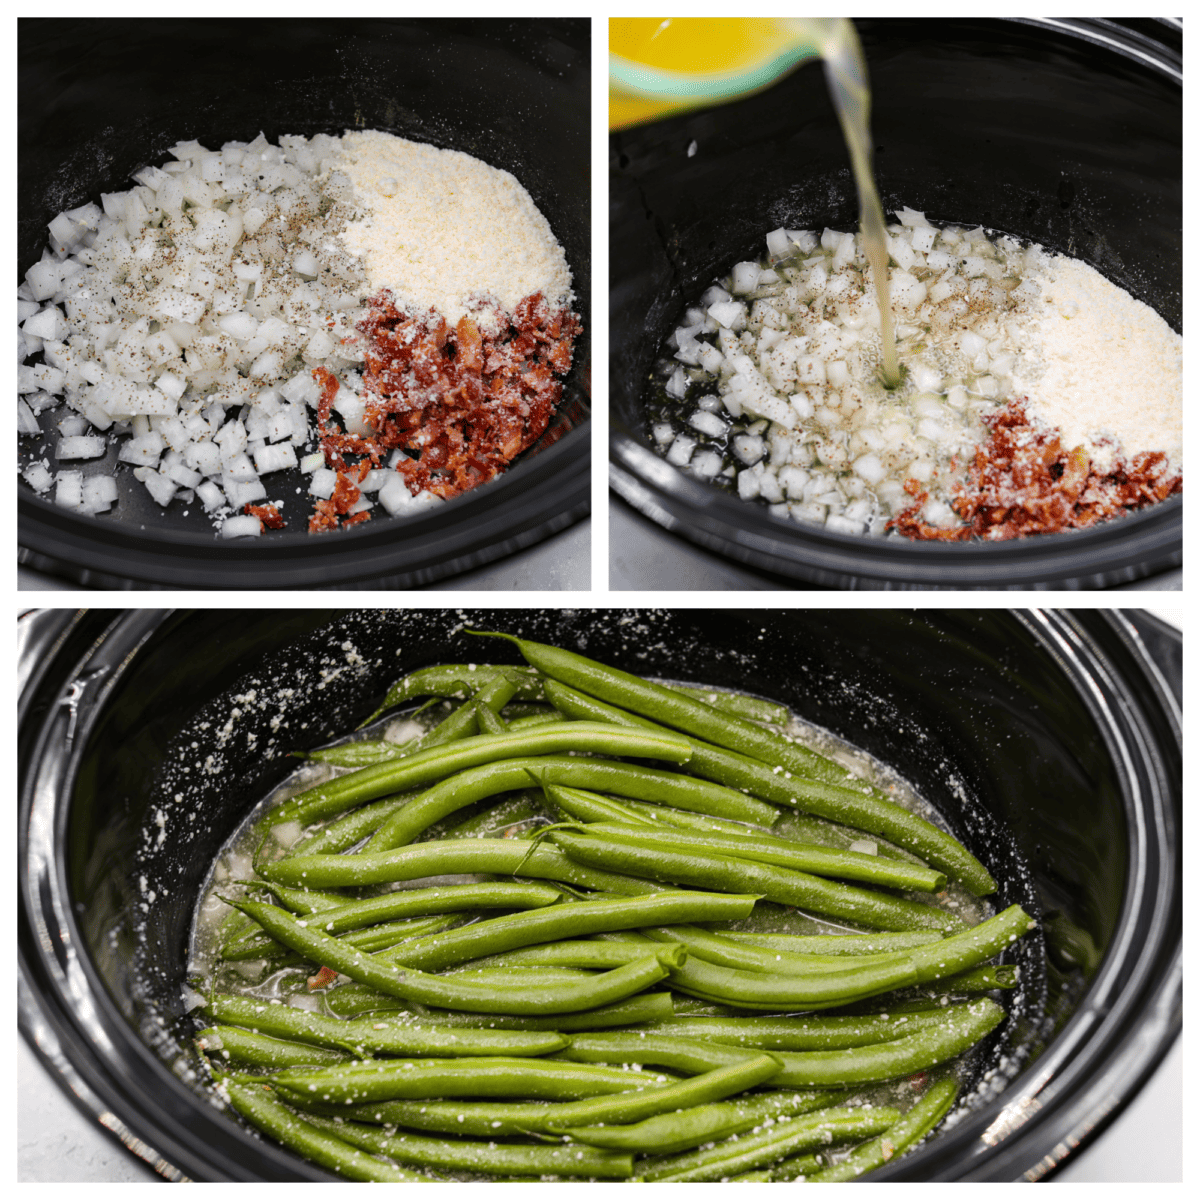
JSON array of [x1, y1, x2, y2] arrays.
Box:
[[18, 608, 1180, 1180], [610, 18, 1182, 589], [18, 18, 590, 589]]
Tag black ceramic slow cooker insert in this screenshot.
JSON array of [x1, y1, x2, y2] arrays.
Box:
[[19, 18, 590, 589], [610, 19, 1182, 589], [18, 609, 1181, 1180]]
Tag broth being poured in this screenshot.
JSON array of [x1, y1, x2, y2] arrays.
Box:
[[610, 17, 900, 386], [620, 19, 1182, 541]]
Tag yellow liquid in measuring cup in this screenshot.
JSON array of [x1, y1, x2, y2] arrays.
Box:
[[611, 17, 804, 76], [611, 17, 901, 387], [609, 18, 819, 128]]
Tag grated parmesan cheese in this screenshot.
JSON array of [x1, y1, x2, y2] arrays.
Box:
[[335, 131, 572, 327], [1010, 257, 1182, 473]]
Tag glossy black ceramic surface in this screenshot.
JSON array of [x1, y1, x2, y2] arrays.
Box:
[[19, 18, 590, 589], [610, 19, 1182, 589], [18, 609, 1180, 1180]]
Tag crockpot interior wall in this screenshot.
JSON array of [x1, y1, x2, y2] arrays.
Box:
[[610, 18, 1180, 437], [68, 609, 1124, 1104]]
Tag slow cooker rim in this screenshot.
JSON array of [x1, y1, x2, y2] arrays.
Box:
[[19, 609, 332, 1180], [19, 607, 1181, 1182], [869, 609, 1182, 1179], [19, 423, 590, 590], [609, 449, 1182, 590]]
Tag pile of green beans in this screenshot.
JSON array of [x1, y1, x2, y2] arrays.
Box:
[[191, 636, 1035, 1183]]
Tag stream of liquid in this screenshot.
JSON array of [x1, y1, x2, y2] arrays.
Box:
[[610, 17, 902, 387]]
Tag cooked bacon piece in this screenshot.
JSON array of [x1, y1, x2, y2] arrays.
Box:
[[456, 314, 484, 373], [244, 503, 285, 530], [304, 291, 578, 526], [307, 468, 366, 534], [892, 398, 1182, 541], [307, 966, 338, 990]]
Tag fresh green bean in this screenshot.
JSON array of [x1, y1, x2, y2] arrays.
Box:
[[662, 907, 1033, 1010], [723, 929, 945, 956], [204, 994, 571, 1058], [667, 683, 791, 725], [222, 1077, 433, 1181], [359, 664, 543, 728], [333, 1100, 552, 1138], [596, 930, 921, 1011], [221, 883, 350, 958], [322, 986, 675, 1029], [756, 1001, 1002, 1088], [546, 784, 659, 829], [541, 1053, 784, 1132], [641, 1008, 965, 1052], [266, 1056, 682, 1105], [919, 964, 1020, 994], [254, 723, 694, 846], [554, 1088, 840, 1154], [374, 891, 758, 973], [443, 795, 544, 840], [665, 958, 918, 1012], [280, 791, 419, 860], [474, 701, 508, 736], [410, 696, 480, 748], [476, 633, 846, 782], [550, 828, 960, 933], [260, 838, 670, 895], [303, 1115, 635, 1178], [557, 1032, 756, 1075], [547, 781, 783, 844], [288, 881, 562, 938], [333, 1096, 655, 1139], [804, 1075, 959, 1180], [769, 1151, 826, 1180], [442, 967, 597, 985], [559, 1002, 1000, 1087], [505, 711, 567, 731], [635, 924, 918, 976], [226, 913, 464, 965], [366, 756, 778, 854], [299, 739, 412, 768], [542, 678, 995, 896], [469, 940, 676, 972], [198, 1026, 349, 1070], [840, 965, 1020, 1016], [577, 822, 947, 892], [223, 894, 680, 1014], [635, 1103, 901, 1182], [906, 904, 1035, 983], [242, 880, 351, 914], [621, 798, 776, 836]]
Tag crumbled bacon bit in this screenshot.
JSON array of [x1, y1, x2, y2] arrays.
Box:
[[305, 290, 579, 530], [892, 398, 1182, 541], [307, 965, 338, 990], [308, 467, 366, 534], [244, 503, 285, 530]]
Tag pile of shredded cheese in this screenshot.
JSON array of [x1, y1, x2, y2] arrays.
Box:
[[336, 131, 573, 329], [1010, 257, 1182, 474]]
